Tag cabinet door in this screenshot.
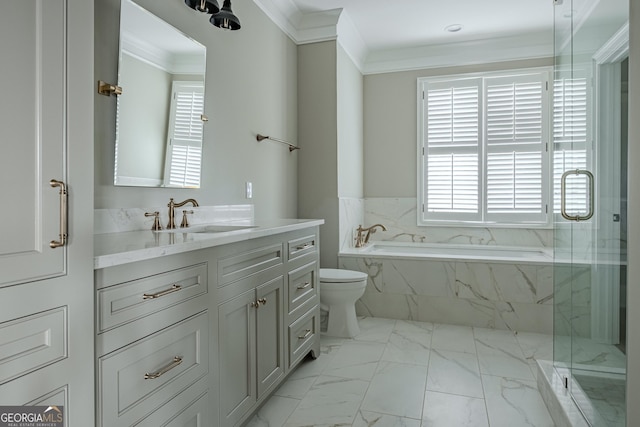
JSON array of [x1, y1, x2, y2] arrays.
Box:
[[218, 289, 256, 427], [256, 276, 285, 398], [0, 0, 65, 287], [0, 0, 94, 423]]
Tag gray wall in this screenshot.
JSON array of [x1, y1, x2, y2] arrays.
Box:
[[363, 58, 553, 197], [117, 53, 171, 182], [297, 41, 339, 267], [337, 44, 364, 199], [95, 0, 298, 219]]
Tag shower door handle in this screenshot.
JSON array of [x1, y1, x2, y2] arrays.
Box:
[[560, 169, 594, 221]]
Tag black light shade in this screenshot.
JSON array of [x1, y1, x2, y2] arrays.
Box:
[[184, 0, 220, 14], [210, 0, 241, 30]]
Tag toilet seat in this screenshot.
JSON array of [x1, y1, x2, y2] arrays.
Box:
[[319, 268, 367, 283]]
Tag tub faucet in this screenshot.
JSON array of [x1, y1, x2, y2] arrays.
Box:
[[167, 198, 199, 229], [355, 224, 387, 248]]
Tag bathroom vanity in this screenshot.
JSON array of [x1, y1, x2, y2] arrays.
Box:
[[93, 220, 322, 426]]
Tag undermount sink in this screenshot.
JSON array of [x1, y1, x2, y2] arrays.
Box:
[[157, 224, 258, 233]]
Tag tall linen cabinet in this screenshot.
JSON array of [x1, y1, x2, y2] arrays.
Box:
[[0, 0, 94, 425]]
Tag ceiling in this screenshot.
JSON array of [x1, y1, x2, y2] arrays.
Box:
[[289, 0, 554, 53], [252, 0, 557, 73]]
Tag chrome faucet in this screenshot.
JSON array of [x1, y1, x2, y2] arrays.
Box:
[[167, 198, 199, 229], [355, 224, 387, 248]]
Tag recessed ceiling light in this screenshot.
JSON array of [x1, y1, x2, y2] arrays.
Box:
[[445, 24, 463, 33]]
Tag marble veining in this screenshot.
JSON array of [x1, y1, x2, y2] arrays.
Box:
[[341, 254, 553, 334], [245, 317, 559, 427]]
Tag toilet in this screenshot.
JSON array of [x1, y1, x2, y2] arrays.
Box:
[[319, 268, 368, 338]]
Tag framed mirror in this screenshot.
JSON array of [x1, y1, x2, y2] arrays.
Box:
[[114, 0, 206, 188]]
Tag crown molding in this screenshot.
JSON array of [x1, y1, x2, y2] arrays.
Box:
[[251, 0, 553, 75], [363, 32, 554, 75], [121, 32, 205, 75]]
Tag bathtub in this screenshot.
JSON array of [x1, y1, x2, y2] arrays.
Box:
[[338, 241, 554, 334], [341, 241, 553, 265]]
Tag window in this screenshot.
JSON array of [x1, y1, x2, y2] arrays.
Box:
[[552, 73, 590, 215], [164, 81, 205, 188], [418, 69, 552, 226]]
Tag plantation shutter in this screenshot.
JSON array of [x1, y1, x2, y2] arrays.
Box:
[[164, 81, 205, 188], [552, 75, 589, 215], [484, 73, 548, 222], [423, 78, 482, 221]]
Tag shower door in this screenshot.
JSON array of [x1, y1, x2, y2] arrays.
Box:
[[553, 0, 628, 425]]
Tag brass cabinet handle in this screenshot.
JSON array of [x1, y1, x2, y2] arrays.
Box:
[[49, 179, 67, 248], [560, 169, 594, 221], [143, 284, 182, 300], [296, 243, 313, 250], [144, 356, 183, 380], [297, 282, 312, 290], [250, 301, 259, 308], [298, 329, 312, 340], [258, 298, 267, 306]]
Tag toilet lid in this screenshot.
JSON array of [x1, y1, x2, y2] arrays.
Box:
[[319, 268, 368, 283]]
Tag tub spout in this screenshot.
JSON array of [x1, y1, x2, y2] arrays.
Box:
[[355, 224, 387, 248]]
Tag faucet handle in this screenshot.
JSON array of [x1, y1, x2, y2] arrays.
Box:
[[180, 210, 194, 228], [145, 211, 162, 231]]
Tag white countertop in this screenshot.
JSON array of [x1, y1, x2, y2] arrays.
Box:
[[94, 219, 324, 269]]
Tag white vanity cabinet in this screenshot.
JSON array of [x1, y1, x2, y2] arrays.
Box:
[[95, 250, 211, 427], [0, 0, 94, 421], [93, 225, 321, 427], [214, 228, 320, 427]]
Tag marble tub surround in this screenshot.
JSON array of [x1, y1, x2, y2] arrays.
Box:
[[363, 197, 553, 248], [339, 197, 365, 252], [339, 255, 553, 334], [94, 218, 324, 269], [245, 317, 555, 427], [94, 204, 255, 234]]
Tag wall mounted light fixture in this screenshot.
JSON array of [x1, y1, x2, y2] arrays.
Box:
[[184, 0, 240, 30]]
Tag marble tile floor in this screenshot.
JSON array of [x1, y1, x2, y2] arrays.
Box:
[[246, 317, 558, 427]]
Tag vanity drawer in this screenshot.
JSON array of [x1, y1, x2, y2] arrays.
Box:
[[98, 311, 208, 427], [287, 262, 317, 317], [288, 306, 318, 368], [137, 384, 209, 427], [218, 243, 283, 287], [287, 234, 317, 261], [97, 263, 207, 333]]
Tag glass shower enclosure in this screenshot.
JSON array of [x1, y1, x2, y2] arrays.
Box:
[[553, 0, 628, 425]]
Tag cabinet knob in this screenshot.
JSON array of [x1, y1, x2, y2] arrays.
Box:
[[258, 298, 267, 306]]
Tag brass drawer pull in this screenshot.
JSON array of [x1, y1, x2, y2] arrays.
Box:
[[298, 329, 312, 340], [143, 284, 182, 300], [296, 243, 313, 250], [258, 298, 267, 306], [49, 179, 68, 248], [297, 282, 312, 290], [144, 356, 183, 380]]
